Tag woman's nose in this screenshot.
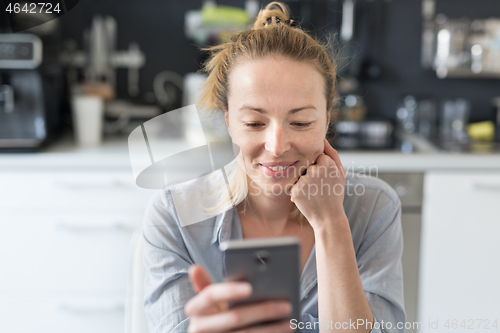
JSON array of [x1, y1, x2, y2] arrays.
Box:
[[265, 124, 291, 157]]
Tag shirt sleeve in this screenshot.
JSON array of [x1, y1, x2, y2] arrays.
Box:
[[142, 190, 195, 333], [356, 187, 406, 333]]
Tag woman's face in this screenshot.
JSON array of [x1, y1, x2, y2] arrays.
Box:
[[225, 56, 330, 196]]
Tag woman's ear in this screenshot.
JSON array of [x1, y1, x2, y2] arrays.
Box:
[[224, 111, 231, 135]]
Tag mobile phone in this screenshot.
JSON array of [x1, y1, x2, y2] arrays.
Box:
[[219, 237, 301, 331]]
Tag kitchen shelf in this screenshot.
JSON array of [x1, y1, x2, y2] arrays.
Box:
[[436, 67, 500, 79]]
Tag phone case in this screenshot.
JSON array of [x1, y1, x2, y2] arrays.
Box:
[[221, 237, 301, 331]]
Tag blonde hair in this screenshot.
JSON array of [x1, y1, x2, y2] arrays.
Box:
[[197, 1, 338, 226]]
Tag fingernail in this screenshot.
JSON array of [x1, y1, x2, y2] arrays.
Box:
[[238, 283, 252, 294], [279, 302, 292, 315]]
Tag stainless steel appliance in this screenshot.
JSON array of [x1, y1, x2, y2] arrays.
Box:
[[378, 172, 424, 333], [0, 33, 52, 150]]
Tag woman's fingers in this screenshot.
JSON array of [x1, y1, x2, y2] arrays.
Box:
[[186, 265, 223, 315], [184, 282, 252, 316], [189, 300, 292, 333], [232, 319, 293, 333], [323, 138, 345, 176], [188, 265, 213, 293]]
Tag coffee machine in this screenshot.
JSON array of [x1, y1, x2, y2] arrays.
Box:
[[0, 33, 62, 151]]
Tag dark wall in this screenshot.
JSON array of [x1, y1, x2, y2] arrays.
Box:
[[54, 0, 500, 121], [57, 0, 340, 103], [58, 0, 207, 101]]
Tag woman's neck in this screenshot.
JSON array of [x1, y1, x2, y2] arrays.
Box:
[[238, 180, 297, 235]]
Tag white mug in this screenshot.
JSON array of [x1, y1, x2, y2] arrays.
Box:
[[71, 94, 104, 147]]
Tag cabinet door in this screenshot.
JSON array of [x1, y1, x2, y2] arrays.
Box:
[[0, 216, 139, 292], [0, 296, 124, 333], [0, 171, 154, 212], [418, 172, 500, 332]]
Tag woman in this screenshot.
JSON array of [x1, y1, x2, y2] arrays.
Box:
[[142, 2, 405, 332]]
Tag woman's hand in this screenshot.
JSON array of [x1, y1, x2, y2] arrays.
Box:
[[288, 138, 347, 228], [185, 265, 294, 333]]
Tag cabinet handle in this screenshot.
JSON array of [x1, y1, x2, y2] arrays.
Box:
[[52, 179, 129, 189], [55, 220, 135, 232], [58, 300, 124, 313], [471, 182, 500, 192]]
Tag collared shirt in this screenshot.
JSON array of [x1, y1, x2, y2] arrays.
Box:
[[142, 173, 406, 333]]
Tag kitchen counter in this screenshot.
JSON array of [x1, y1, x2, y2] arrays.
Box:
[[0, 133, 499, 172], [0, 135, 137, 170]]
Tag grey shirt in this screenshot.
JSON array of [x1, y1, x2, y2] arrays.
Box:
[[142, 174, 406, 333]]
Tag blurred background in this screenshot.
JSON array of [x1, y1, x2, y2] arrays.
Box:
[[0, 1, 499, 333]]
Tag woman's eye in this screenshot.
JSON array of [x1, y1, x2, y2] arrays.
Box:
[[293, 122, 312, 128], [244, 123, 263, 128], [243, 122, 312, 128]]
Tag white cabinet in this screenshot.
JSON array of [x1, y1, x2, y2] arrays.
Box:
[[418, 171, 500, 332], [0, 168, 154, 333], [0, 296, 125, 333], [0, 216, 138, 291], [0, 171, 152, 211]]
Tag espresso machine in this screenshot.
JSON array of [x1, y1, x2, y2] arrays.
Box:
[[0, 33, 62, 151]]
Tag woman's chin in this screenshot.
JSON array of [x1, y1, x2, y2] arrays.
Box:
[[261, 180, 295, 196], [247, 175, 296, 196]]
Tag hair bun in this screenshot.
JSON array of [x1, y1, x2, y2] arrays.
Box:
[[253, 1, 298, 29]]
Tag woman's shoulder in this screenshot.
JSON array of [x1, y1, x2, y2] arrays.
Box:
[[343, 173, 403, 259], [143, 189, 176, 224], [143, 188, 221, 227], [141, 189, 179, 243], [343, 173, 402, 231], [344, 172, 400, 208], [142, 188, 223, 246]]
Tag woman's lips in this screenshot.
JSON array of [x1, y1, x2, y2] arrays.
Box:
[[259, 161, 297, 178]]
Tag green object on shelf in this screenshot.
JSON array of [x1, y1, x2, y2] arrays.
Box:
[[201, 4, 250, 26]]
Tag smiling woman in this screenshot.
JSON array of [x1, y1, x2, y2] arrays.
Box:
[[142, 2, 406, 333], [222, 56, 331, 226]]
